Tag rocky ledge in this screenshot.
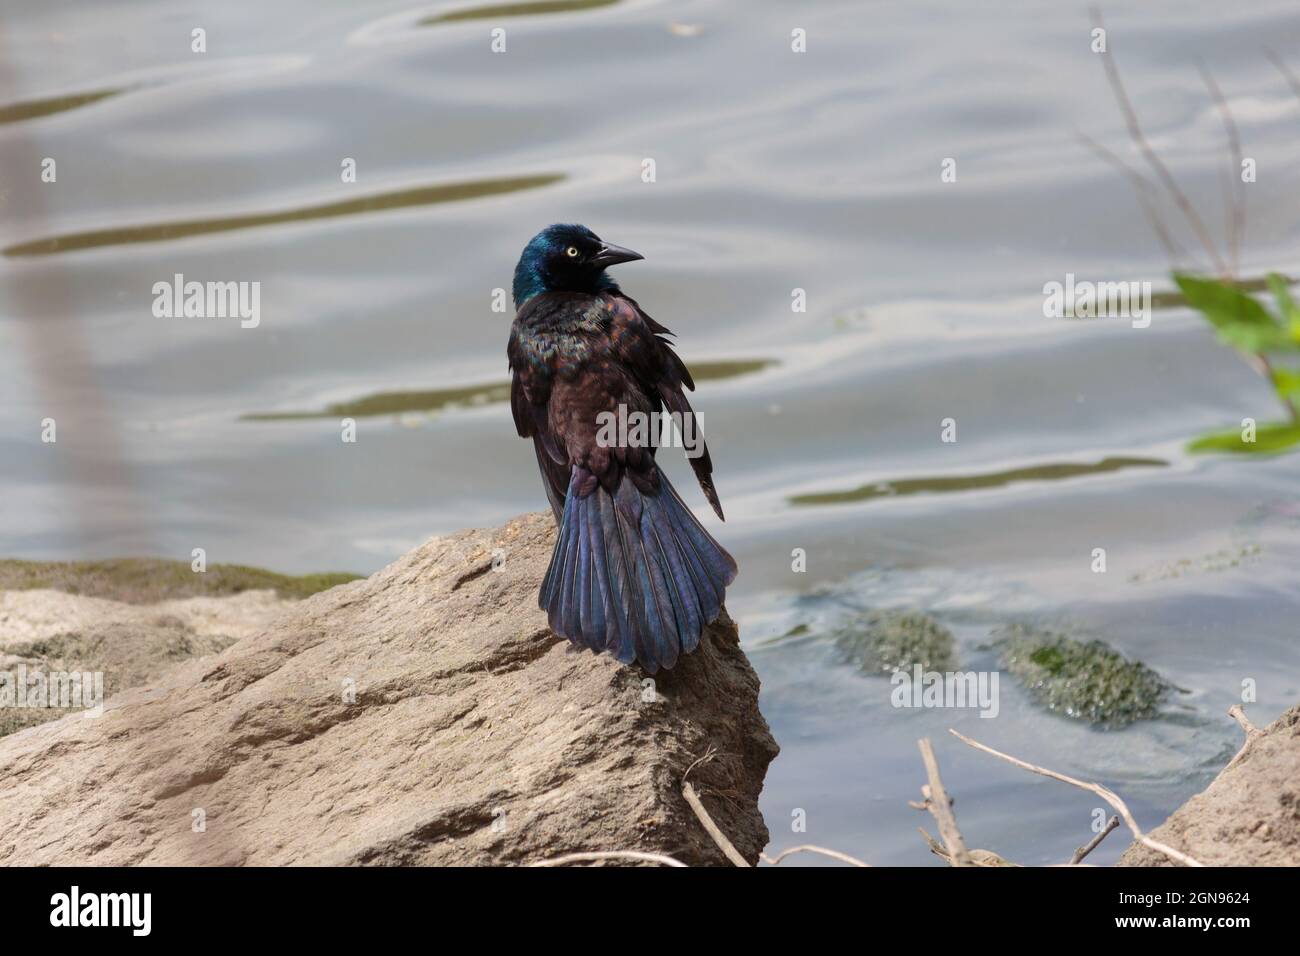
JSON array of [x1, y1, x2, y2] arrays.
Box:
[[0, 513, 778, 865], [1119, 703, 1300, 866]]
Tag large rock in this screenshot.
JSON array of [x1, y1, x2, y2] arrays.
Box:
[[0, 589, 288, 738], [0, 513, 777, 866], [1119, 704, 1300, 866]]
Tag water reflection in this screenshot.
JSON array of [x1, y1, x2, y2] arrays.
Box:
[[789, 456, 1167, 506], [419, 0, 619, 27], [242, 359, 776, 421], [0, 87, 126, 125], [4, 173, 565, 257]]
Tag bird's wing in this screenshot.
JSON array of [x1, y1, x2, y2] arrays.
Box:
[[507, 325, 542, 436], [607, 294, 724, 520], [508, 325, 568, 521]]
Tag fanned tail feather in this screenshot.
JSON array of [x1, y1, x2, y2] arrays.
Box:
[[539, 467, 737, 672]]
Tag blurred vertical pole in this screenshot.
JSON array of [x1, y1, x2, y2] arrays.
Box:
[[1, 13, 238, 868], [0, 22, 149, 557]]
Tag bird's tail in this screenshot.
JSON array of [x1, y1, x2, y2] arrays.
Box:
[[539, 467, 737, 673]]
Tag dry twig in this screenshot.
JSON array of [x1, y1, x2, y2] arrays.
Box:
[[1071, 815, 1121, 864], [1266, 50, 1300, 106], [679, 747, 751, 867], [1089, 6, 1228, 275], [1198, 65, 1245, 275], [917, 828, 1019, 867], [914, 738, 973, 866], [682, 781, 750, 867], [760, 844, 870, 867], [1225, 704, 1265, 771], [948, 728, 1205, 867], [1076, 129, 1187, 267], [1229, 703, 1261, 736]]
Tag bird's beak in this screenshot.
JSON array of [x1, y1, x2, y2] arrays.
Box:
[[591, 242, 644, 268]]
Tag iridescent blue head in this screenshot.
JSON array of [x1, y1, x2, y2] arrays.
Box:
[[512, 223, 644, 306]]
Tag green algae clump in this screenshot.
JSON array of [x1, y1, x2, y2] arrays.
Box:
[[994, 624, 1169, 728], [833, 610, 958, 675]]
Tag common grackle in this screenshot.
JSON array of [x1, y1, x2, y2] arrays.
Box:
[[507, 224, 736, 673]]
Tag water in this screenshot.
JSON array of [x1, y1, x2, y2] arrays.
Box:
[[2, 0, 1298, 865]]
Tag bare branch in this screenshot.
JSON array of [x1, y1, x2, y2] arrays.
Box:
[[1071, 815, 1121, 864], [1076, 128, 1186, 267], [683, 747, 871, 867], [1199, 65, 1245, 275], [1089, 6, 1227, 274], [1249, 355, 1300, 424], [917, 826, 952, 861], [1224, 704, 1266, 771], [682, 781, 751, 867], [916, 737, 973, 866], [682, 745, 717, 782], [948, 728, 1205, 867], [918, 827, 1019, 867], [1266, 49, 1300, 106], [1229, 703, 1261, 737], [761, 844, 870, 867]]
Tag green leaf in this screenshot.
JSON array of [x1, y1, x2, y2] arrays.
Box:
[[1173, 272, 1290, 352], [1268, 272, 1300, 345], [1188, 421, 1300, 455], [1272, 365, 1300, 405]]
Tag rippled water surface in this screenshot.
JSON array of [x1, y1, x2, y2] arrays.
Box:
[[3, 0, 1299, 864]]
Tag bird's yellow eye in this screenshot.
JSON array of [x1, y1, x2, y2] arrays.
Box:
[[565, 246, 580, 258]]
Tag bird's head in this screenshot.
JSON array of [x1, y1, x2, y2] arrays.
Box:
[[512, 223, 643, 306]]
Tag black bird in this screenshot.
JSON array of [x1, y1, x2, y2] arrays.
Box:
[[507, 224, 736, 673]]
